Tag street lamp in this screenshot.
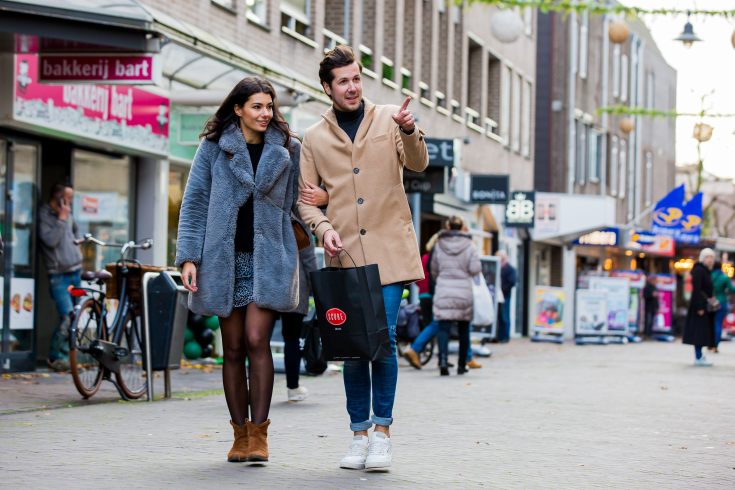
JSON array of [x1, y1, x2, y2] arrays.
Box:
[[674, 13, 702, 48]]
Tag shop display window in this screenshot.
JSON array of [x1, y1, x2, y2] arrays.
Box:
[[168, 164, 190, 266], [72, 150, 132, 272]]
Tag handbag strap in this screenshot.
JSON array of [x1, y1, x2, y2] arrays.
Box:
[[328, 249, 358, 268]]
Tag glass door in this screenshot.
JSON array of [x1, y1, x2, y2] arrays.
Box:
[[0, 137, 39, 373]]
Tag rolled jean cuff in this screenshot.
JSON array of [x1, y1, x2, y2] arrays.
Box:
[[350, 420, 373, 432], [371, 415, 393, 427]]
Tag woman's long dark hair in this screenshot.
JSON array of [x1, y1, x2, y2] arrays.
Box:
[[200, 76, 293, 149]]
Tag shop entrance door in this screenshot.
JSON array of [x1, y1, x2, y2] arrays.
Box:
[[0, 137, 40, 373]]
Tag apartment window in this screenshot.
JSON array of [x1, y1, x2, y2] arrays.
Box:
[[486, 54, 502, 137], [467, 39, 483, 115], [500, 65, 511, 145], [610, 135, 619, 196], [511, 72, 522, 153], [612, 45, 620, 98], [576, 120, 587, 185], [589, 129, 602, 182], [382, 57, 395, 83], [420, 0, 433, 99], [419, 81, 431, 101], [281, 0, 311, 37], [402, 0, 416, 91], [523, 8, 533, 36], [620, 54, 629, 102], [436, 91, 447, 109], [521, 79, 532, 158], [360, 45, 375, 73], [645, 151, 654, 206], [401, 68, 412, 91], [646, 72, 655, 110], [246, 0, 267, 24], [579, 11, 589, 79], [324, 0, 351, 42], [618, 138, 627, 199], [212, 0, 235, 10]]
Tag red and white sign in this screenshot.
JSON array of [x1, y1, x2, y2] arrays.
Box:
[[39, 54, 160, 84], [13, 54, 169, 156], [325, 308, 347, 326], [81, 195, 99, 214]]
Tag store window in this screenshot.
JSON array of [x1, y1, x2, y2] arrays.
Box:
[[72, 150, 132, 272], [168, 165, 191, 266]]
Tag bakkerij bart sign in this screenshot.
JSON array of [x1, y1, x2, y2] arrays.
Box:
[[651, 184, 703, 244]]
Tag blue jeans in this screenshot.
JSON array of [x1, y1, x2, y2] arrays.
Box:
[[48, 270, 81, 362], [412, 320, 473, 360], [695, 345, 703, 360], [497, 301, 511, 342], [438, 321, 470, 369], [714, 308, 725, 347], [343, 283, 402, 431]]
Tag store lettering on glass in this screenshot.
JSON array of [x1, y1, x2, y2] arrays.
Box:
[[62, 85, 110, 120], [39, 55, 154, 83]]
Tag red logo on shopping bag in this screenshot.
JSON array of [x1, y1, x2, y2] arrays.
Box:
[[326, 308, 347, 326]]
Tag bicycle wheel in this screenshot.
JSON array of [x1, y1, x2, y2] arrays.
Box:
[[419, 337, 435, 366], [69, 298, 105, 398], [115, 311, 147, 399]]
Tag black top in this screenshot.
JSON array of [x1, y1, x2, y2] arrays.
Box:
[[334, 101, 365, 143], [234, 142, 265, 253], [643, 282, 659, 312]]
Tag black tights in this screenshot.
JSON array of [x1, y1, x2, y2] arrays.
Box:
[[220, 303, 276, 425]]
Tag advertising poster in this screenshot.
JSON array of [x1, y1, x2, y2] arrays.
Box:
[[611, 270, 645, 333], [9, 278, 35, 330], [588, 277, 630, 334], [533, 286, 565, 334], [575, 289, 609, 335], [477, 256, 501, 336], [654, 274, 676, 333]]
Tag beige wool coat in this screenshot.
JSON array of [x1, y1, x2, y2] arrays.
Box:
[[298, 98, 429, 285]]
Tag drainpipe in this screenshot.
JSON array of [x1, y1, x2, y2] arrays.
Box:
[[567, 12, 577, 194], [344, 0, 351, 42], [600, 12, 610, 196]]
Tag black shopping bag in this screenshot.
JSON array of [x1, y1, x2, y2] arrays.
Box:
[[300, 317, 328, 375], [309, 252, 390, 361]]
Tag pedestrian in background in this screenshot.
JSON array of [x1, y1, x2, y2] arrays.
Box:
[[431, 216, 481, 376], [177, 76, 302, 464], [683, 248, 717, 366], [643, 273, 659, 339], [298, 45, 428, 471], [39, 182, 83, 372], [278, 239, 320, 402], [495, 250, 517, 343], [711, 261, 735, 353]]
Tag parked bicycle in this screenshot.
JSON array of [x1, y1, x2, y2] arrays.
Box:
[[67, 234, 154, 400]]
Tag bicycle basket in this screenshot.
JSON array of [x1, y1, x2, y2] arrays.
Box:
[[104, 262, 169, 302]]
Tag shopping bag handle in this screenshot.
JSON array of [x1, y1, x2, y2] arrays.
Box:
[[327, 249, 358, 268]]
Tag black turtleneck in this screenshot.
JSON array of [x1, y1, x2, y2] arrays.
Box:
[[235, 142, 264, 253], [334, 100, 365, 143]]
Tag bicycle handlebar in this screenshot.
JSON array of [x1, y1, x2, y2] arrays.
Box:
[[75, 234, 153, 256]]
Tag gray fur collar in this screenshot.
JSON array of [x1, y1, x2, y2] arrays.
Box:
[[218, 123, 291, 194]]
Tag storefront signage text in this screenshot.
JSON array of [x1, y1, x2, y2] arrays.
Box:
[[575, 228, 619, 247], [505, 191, 535, 228], [468, 175, 509, 204], [39, 54, 159, 84], [403, 167, 445, 194], [425, 138, 455, 167]]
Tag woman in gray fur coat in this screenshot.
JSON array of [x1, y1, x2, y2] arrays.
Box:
[[176, 77, 301, 464]]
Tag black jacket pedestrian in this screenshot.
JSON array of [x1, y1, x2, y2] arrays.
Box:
[[683, 262, 715, 347]]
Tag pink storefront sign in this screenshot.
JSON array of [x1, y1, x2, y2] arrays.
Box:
[[13, 54, 169, 155], [39, 54, 160, 84]]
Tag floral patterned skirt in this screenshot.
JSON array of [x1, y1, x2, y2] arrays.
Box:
[[233, 252, 255, 308]]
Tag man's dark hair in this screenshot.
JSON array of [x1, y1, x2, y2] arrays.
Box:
[[319, 45, 362, 88], [49, 182, 72, 201], [447, 215, 464, 231]]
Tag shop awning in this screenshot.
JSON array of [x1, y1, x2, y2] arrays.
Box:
[[531, 193, 619, 245], [0, 0, 161, 52]]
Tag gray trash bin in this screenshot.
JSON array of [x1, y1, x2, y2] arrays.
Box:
[[145, 271, 188, 371]]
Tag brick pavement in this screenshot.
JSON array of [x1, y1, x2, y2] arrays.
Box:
[[1, 340, 734, 488]]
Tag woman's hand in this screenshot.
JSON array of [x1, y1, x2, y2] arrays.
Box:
[[182, 262, 198, 293], [697, 309, 705, 316], [300, 181, 328, 207]]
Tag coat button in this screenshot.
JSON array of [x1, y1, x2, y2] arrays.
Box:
[[357, 198, 364, 205], [360, 228, 367, 235], [353, 168, 360, 174]]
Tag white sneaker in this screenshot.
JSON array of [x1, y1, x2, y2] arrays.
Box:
[[365, 432, 392, 470], [694, 357, 713, 367], [340, 435, 369, 469], [287, 386, 308, 402]]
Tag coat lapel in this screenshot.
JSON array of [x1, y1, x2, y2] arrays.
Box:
[[218, 124, 254, 189]]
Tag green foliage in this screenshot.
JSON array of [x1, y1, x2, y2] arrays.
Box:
[[596, 105, 735, 119], [465, 0, 735, 18]]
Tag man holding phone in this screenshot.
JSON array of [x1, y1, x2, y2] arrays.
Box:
[[39, 182, 83, 371], [298, 45, 428, 471]]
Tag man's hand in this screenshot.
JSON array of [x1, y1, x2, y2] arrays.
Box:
[[392, 97, 415, 133], [181, 262, 198, 293], [323, 229, 343, 258], [57, 198, 72, 221], [300, 181, 329, 207]]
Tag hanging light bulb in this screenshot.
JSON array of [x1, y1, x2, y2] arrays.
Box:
[[674, 12, 702, 48], [490, 9, 524, 44]]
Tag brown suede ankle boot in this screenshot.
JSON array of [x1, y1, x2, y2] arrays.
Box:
[[246, 419, 271, 462], [227, 421, 249, 462]]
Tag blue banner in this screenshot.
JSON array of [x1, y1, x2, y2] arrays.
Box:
[[651, 184, 685, 237], [676, 192, 703, 244]]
